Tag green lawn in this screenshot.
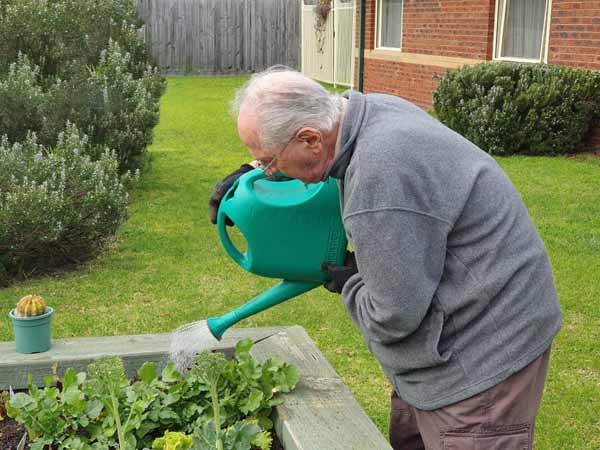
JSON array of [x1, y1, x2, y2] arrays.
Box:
[[1, 77, 599, 449]]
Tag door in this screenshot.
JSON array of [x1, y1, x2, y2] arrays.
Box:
[[301, 0, 355, 87]]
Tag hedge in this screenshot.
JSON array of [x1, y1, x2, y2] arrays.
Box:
[[432, 62, 600, 156]]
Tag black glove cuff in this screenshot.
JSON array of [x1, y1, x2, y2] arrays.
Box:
[[209, 164, 256, 224], [320, 252, 358, 294]]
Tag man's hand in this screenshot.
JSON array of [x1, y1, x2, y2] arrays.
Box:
[[321, 252, 358, 294], [209, 163, 256, 225]]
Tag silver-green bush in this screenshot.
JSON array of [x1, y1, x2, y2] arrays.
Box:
[[42, 41, 163, 171], [0, 0, 148, 81], [0, 124, 135, 285], [0, 43, 163, 172], [0, 0, 166, 172], [0, 54, 45, 144]]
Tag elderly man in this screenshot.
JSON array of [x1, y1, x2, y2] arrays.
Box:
[[209, 67, 561, 450]]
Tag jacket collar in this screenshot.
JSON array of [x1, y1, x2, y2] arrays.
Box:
[[323, 90, 367, 181]]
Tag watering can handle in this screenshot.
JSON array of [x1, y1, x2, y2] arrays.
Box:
[[217, 214, 246, 268], [216, 169, 267, 269]]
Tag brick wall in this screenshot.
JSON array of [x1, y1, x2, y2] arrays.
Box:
[[548, 0, 600, 70], [401, 0, 496, 59], [363, 58, 446, 109], [363, 0, 376, 49]]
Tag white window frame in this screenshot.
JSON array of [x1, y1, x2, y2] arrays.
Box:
[[376, 0, 403, 51], [493, 0, 552, 63]]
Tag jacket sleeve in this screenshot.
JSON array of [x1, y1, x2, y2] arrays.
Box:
[[341, 208, 450, 345]]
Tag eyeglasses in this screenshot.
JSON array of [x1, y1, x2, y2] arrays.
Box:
[[256, 133, 298, 175]]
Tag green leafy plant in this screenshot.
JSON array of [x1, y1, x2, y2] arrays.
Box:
[[433, 62, 600, 155], [7, 340, 298, 450], [87, 356, 156, 450], [7, 370, 103, 450], [193, 352, 228, 450]]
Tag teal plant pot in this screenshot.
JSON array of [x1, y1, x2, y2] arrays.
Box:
[[9, 307, 54, 354]]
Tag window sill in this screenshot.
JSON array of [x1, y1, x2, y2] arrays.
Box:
[[365, 49, 483, 69], [493, 56, 547, 64]]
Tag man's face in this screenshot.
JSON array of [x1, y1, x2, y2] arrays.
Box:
[[237, 105, 330, 184]]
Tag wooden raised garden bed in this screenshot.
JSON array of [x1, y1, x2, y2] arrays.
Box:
[[0, 326, 393, 450]]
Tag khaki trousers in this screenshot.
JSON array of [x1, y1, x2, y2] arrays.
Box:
[[390, 347, 551, 450]]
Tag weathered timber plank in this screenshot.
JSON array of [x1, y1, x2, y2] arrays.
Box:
[[249, 326, 339, 380], [0, 327, 284, 390], [135, 0, 301, 74], [252, 326, 393, 450]]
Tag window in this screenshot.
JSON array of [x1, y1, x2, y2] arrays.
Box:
[[377, 0, 403, 49], [495, 0, 550, 62]]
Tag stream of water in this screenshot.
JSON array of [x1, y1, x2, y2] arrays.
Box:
[[169, 319, 220, 371]]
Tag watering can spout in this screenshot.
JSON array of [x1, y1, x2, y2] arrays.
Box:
[[207, 280, 318, 340]]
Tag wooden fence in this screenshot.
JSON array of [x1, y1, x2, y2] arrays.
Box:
[[136, 0, 301, 75]]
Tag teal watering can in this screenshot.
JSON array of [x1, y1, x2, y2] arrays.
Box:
[[207, 169, 348, 339]]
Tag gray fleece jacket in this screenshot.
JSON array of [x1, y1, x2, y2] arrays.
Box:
[[325, 91, 562, 410]]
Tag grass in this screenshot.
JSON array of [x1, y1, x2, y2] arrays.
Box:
[[1, 77, 599, 449]]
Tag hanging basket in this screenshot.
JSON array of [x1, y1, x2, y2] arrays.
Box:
[[314, 3, 331, 20]]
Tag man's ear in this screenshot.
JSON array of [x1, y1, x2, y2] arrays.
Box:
[[297, 127, 322, 148]]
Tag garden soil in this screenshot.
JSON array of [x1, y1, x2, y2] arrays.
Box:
[[0, 415, 25, 449]]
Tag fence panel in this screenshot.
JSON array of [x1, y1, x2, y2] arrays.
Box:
[[334, 0, 355, 87], [137, 0, 301, 74]]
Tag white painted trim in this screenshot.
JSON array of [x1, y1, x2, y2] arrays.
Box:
[[496, 56, 545, 64], [498, 0, 508, 60], [300, 0, 304, 72], [378, 46, 402, 52], [376, 0, 382, 49], [333, 6, 337, 87], [544, 0, 553, 63], [492, 0, 502, 60], [350, 0, 356, 88], [539, 0, 548, 62]]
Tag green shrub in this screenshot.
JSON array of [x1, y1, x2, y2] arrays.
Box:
[[0, 42, 163, 172], [85, 40, 162, 170], [433, 62, 600, 155], [0, 54, 45, 143], [0, 0, 149, 81], [0, 124, 135, 285]]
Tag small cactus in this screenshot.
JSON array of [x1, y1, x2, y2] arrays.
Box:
[[15, 295, 47, 317]]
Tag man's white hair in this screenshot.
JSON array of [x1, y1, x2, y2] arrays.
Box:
[[231, 65, 344, 150]]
